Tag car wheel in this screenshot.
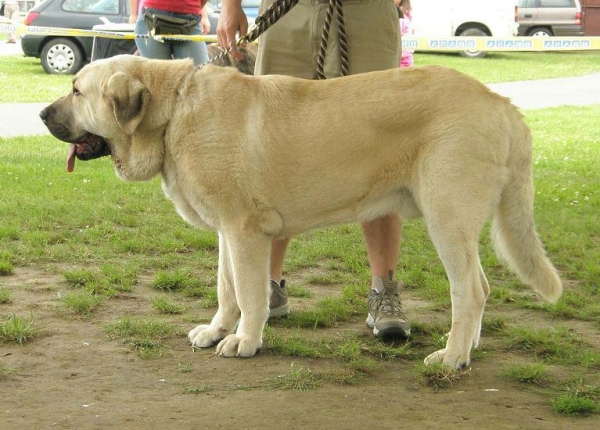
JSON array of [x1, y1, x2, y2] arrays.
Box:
[[41, 38, 84, 75], [458, 27, 488, 59], [527, 28, 553, 37]]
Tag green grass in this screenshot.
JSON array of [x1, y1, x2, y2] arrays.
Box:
[[151, 295, 186, 314], [417, 362, 468, 390], [503, 363, 551, 386], [0, 287, 12, 304], [63, 266, 137, 297], [183, 385, 214, 394], [416, 51, 600, 83], [178, 362, 193, 373], [1, 52, 600, 103], [551, 380, 600, 416], [0, 260, 13, 275], [104, 317, 180, 358], [551, 394, 599, 416], [152, 270, 203, 292], [506, 326, 600, 368], [267, 364, 319, 391], [0, 56, 72, 103], [0, 314, 37, 344], [0, 250, 14, 275], [61, 291, 104, 317]]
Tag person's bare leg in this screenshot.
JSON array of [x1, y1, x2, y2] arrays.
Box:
[[363, 214, 410, 338], [361, 214, 402, 285], [270, 237, 290, 283]]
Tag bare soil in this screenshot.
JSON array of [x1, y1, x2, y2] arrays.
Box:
[[1, 267, 599, 430]]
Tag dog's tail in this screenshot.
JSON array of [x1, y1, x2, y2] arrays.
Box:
[[491, 118, 562, 303]]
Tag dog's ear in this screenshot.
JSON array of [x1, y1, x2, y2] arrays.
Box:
[[102, 72, 150, 135]]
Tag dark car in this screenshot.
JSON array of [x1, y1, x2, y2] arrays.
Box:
[[22, 0, 259, 75], [21, 0, 133, 74], [517, 0, 585, 37]]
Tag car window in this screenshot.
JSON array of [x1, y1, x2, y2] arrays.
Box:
[[62, 0, 120, 14], [518, 0, 537, 7], [538, 0, 575, 7]]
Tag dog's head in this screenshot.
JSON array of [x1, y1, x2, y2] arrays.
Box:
[[40, 56, 152, 174], [40, 57, 151, 173]]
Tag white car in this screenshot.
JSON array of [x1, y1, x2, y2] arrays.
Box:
[[411, 0, 520, 58]]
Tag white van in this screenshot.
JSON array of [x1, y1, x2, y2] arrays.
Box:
[[411, 0, 520, 57]]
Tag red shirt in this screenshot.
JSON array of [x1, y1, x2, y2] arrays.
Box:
[[143, 0, 201, 15]]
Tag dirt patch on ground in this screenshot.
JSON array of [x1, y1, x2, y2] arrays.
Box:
[[1, 267, 598, 429]]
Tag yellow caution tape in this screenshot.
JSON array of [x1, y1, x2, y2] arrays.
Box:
[[0, 19, 218, 42]]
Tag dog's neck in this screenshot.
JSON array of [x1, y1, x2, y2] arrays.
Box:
[[141, 59, 195, 131], [112, 59, 195, 182]]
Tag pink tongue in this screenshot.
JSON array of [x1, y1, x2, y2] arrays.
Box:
[[66, 144, 77, 173]]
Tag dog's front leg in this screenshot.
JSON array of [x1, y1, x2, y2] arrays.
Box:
[[215, 230, 271, 358], [188, 232, 240, 348]]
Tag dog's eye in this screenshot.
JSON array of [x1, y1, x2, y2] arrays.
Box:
[[72, 88, 81, 96]]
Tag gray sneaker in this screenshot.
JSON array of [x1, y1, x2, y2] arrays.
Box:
[[366, 275, 410, 339], [269, 279, 290, 318]]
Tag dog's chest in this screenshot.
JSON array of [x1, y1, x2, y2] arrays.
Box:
[[161, 172, 219, 231]]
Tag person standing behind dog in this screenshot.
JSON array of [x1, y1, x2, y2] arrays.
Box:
[[396, 0, 414, 67], [129, 0, 211, 65], [217, 0, 411, 340], [3, 0, 19, 44]]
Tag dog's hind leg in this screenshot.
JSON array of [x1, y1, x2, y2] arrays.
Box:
[[423, 231, 488, 370], [418, 160, 500, 369], [188, 233, 241, 349], [215, 230, 272, 358]]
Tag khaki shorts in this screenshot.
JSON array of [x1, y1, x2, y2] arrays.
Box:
[[255, 0, 400, 78]]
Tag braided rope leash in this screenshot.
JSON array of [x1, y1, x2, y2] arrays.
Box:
[[317, 0, 348, 79], [199, 0, 299, 69]]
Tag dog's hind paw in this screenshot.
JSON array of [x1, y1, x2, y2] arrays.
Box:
[[216, 334, 261, 358], [424, 348, 470, 370], [188, 324, 223, 349]]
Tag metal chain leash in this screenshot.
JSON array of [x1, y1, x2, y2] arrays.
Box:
[[317, 0, 348, 79], [199, 0, 299, 69]]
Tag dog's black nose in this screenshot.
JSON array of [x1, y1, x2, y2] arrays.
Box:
[[39, 106, 52, 123]]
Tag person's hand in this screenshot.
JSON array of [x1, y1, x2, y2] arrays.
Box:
[[128, 14, 137, 24], [217, 0, 248, 58], [201, 15, 211, 34]]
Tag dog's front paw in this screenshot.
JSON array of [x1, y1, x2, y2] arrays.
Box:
[[216, 334, 262, 358], [424, 348, 470, 370], [188, 324, 223, 349]]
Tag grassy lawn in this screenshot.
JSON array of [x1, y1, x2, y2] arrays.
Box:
[[1, 50, 600, 103], [1, 50, 599, 417]]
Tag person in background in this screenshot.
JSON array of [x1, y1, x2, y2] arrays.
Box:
[[397, 0, 414, 67], [216, 0, 411, 340], [3, 0, 19, 44], [129, 0, 211, 65]]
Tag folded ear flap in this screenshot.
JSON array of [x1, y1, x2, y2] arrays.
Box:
[[102, 72, 150, 135]]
